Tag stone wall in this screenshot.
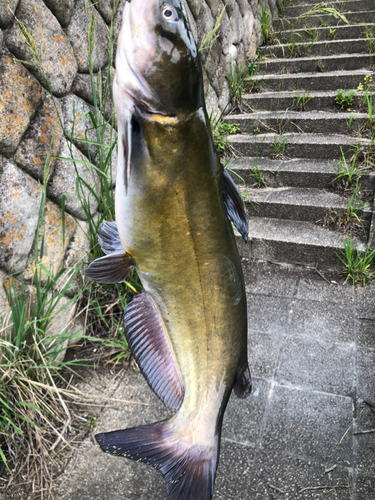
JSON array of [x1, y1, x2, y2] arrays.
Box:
[[0, 0, 280, 319]]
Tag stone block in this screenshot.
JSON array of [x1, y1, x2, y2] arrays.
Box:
[[15, 94, 63, 180], [61, 93, 97, 161], [248, 451, 353, 500], [289, 298, 355, 344], [262, 385, 353, 464], [61, 93, 117, 186], [4, 0, 78, 96], [0, 49, 45, 156], [24, 200, 76, 282], [222, 377, 269, 448], [0, 159, 42, 273], [0, 0, 19, 29], [67, 0, 109, 73], [357, 347, 375, 401], [93, 0, 115, 24], [44, 294, 77, 363], [42, 0, 75, 27], [71, 68, 115, 122], [247, 293, 290, 334], [47, 138, 100, 220], [276, 335, 355, 397], [0, 267, 10, 320], [248, 328, 284, 379], [58, 219, 93, 297]]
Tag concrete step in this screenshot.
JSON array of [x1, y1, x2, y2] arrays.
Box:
[[241, 186, 373, 225], [260, 38, 373, 59], [225, 110, 369, 135], [228, 132, 370, 159], [227, 157, 375, 190], [284, 0, 374, 18], [241, 90, 367, 113], [236, 217, 366, 269], [248, 69, 372, 92], [273, 11, 375, 30], [276, 23, 375, 43], [258, 53, 372, 74]]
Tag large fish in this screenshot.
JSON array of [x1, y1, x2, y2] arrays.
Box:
[[85, 1, 251, 499]]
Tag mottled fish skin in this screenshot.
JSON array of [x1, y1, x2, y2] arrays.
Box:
[[90, 1, 251, 499]]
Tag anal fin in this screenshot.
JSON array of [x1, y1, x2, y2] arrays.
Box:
[[85, 252, 133, 284], [221, 166, 249, 243], [234, 364, 252, 398], [124, 292, 185, 409]]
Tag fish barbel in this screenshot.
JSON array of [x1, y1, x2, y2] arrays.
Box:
[[85, 1, 252, 499]]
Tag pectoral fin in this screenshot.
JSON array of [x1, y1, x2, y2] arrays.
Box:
[[221, 166, 249, 243], [124, 292, 185, 409], [85, 252, 133, 283], [97, 220, 123, 255]]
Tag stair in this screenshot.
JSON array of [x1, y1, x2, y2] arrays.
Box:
[[226, 0, 375, 269]]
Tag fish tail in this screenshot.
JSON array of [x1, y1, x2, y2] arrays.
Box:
[[95, 419, 219, 500]]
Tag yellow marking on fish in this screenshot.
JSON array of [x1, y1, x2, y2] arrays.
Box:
[[150, 113, 178, 126]]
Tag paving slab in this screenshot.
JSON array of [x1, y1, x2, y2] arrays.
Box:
[[52, 261, 375, 500]]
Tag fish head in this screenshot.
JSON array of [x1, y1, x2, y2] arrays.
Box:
[[115, 0, 204, 116]]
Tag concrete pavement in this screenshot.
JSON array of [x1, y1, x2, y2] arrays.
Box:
[[56, 260, 375, 499]]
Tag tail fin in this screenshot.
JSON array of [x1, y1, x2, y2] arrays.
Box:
[[95, 420, 218, 500]]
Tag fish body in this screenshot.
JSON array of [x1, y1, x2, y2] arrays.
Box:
[[85, 2, 251, 499]]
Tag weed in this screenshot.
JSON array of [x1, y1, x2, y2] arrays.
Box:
[[335, 89, 356, 110], [329, 148, 370, 187], [319, 17, 329, 27], [346, 113, 354, 129], [337, 233, 375, 285], [288, 40, 302, 57], [364, 74, 373, 92], [244, 57, 263, 93], [259, 3, 273, 45], [272, 134, 288, 158], [199, 5, 226, 77], [304, 27, 319, 43], [253, 126, 260, 134], [344, 180, 371, 224], [212, 122, 240, 153], [316, 59, 324, 72], [0, 148, 84, 486], [227, 62, 250, 113], [294, 88, 313, 111], [249, 161, 274, 188], [364, 25, 375, 54], [298, 3, 349, 24], [329, 28, 337, 40]]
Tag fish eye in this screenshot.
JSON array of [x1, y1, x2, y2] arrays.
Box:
[[163, 5, 178, 22]]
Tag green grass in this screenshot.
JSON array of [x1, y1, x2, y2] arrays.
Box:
[[335, 89, 356, 110], [259, 3, 273, 45], [294, 88, 313, 111], [337, 233, 375, 285], [297, 2, 349, 24], [329, 148, 370, 187], [272, 134, 288, 158], [0, 2, 142, 492]]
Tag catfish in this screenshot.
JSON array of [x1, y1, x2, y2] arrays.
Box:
[[85, 1, 251, 499]]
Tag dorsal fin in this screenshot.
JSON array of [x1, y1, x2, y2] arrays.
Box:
[[98, 220, 123, 255], [124, 293, 185, 409], [221, 166, 249, 243]]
